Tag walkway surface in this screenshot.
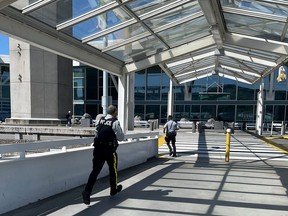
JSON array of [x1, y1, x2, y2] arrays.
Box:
[[3, 129, 288, 216]]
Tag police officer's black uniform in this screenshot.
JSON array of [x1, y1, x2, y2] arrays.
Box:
[[82, 117, 122, 204]]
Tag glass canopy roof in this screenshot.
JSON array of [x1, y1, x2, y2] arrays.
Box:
[[1, 0, 288, 84]]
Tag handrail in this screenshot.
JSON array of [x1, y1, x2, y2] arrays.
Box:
[[0, 132, 159, 159]]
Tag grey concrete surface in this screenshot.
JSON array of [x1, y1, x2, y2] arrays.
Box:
[[2, 129, 288, 216]]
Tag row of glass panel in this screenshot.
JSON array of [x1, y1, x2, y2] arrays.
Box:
[[73, 65, 288, 124], [73, 103, 287, 125]]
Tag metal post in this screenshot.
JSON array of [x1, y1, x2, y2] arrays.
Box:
[[225, 128, 231, 162], [281, 121, 285, 136], [270, 121, 274, 137]]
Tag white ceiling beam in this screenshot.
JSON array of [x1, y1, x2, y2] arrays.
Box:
[[225, 33, 288, 55], [175, 65, 215, 78], [159, 63, 179, 84], [224, 50, 277, 67], [179, 72, 213, 84], [123, 36, 216, 73], [226, 56, 262, 75], [198, 0, 225, 48], [0, 7, 123, 76]]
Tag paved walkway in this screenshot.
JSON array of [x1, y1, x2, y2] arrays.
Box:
[[3, 130, 288, 216]]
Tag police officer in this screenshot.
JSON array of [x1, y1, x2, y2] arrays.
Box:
[[82, 105, 125, 205]]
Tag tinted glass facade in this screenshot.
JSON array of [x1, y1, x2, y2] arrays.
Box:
[[0, 64, 10, 121], [73, 65, 288, 125], [73, 66, 118, 119]]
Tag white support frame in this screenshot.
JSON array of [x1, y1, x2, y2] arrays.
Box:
[[0, 7, 123, 76]]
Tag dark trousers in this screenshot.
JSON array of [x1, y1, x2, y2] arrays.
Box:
[[84, 146, 119, 194], [166, 135, 176, 156]]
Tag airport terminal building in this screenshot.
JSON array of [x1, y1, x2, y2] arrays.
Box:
[[2, 54, 288, 125]]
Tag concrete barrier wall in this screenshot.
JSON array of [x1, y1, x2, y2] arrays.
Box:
[[0, 138, 158, 214]]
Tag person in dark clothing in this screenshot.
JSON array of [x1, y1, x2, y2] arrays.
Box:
[[82, 105, 125, 205], [163, 115, 178, 157], [66, 111, 72, 127]]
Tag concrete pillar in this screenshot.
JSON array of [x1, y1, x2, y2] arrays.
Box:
[[118, 74, 127, 132], [6, 39, 72, 125], [167, 80, 174, 116], [127, 73, 135, 131], [102, 71, 109, 115], [256, 78, 264, 135]]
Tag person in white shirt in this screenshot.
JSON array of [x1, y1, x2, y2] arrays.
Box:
[[163, 115, 178, 157]]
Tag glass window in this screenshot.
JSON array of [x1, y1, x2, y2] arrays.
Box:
[[175, 105, 184, 121], [275, 91, 286, 100], [89, 23, 147, 50], [74, 87, 84, 100], [161, 105, 167, 123], [146, 67, 161, 100], [106, 35, 166, 62], [264, 105, 273, 123], [127, 0, 176, 16], [220, 77, 236, 100], [224, 13, 285, 39], [157, 16, 210, 47], [73, 67, 85, 77], [286, 106, 288, 122], [218, 105, 235, 122], [63, 8, 131, 40], [174, 86, 184, 101], [274, 105, 285, 122], [135, 105, 145, 120], [237, 83, 255, 100], [135, 70, 146, 100], [144, 2, 201, 29], [201, 105, 216, 120], [191, 105, 200, 121], [2, 86, 10, 99], [221, 0, 288, 18], [74, 104, 84, 116], [161, 72, 170, 101], [86, 104, 98, 119], [236, 105, 255, 122], [146, 105, 160, 120], [86, 67, 98, 100]]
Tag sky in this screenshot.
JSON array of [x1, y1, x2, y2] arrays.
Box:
[[0, 34, 9, 55]]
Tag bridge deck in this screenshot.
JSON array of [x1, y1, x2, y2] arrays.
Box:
[[2, 130, 288, 216]]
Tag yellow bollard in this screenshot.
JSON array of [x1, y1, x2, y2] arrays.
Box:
[[225, 128, 231, 162]]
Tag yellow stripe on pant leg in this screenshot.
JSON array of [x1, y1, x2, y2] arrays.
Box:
[[113, 153, 118, 188]]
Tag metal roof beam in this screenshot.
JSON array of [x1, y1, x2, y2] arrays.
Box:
[[22, 0, 57, 14], [0, 7, 123, 76], [0, 0, 17, 10], [225, 56, 263, 75], [57, 1, 121, 31], [123, 36, 216, 73], [199, 0, 225, 48], [82, 0, 193, 43], [159, 63, 179, 84], [225, 33, 288, 55]]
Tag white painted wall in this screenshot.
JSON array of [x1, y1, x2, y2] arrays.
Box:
[[0, 138, 158, 214]]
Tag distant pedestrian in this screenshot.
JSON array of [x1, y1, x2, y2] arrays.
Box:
[[163, 115, 178, 157], [66, 111, 72, 127], [82, 105, 125, 205]]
